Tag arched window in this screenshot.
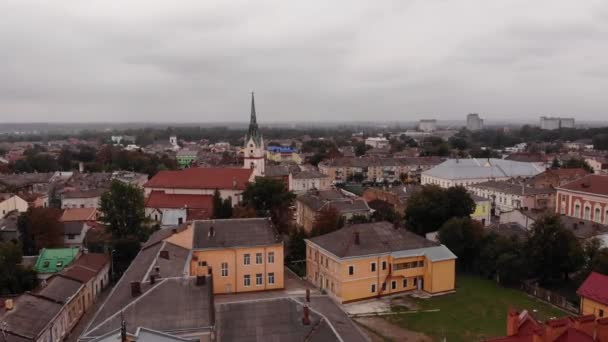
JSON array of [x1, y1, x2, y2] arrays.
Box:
[[584, 206, 591, 220], [595, 208, 602, 223], [574, 204, 581, 218]]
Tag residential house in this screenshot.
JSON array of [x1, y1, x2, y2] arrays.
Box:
[[188, 218, 284, 294], [362, 184, 421, 215], [305, 221, 457, 303], [555, 175, 608, 223], [176, 148, 198, 168], [0, 194, 28, 218], [145, 191, 213, 226], [365, 137, 389, 148], [0, 210, 20, 241], [528, 168, 589, 188], [0, 253, 109, 342], [578, 272, 608, 319], [421, 158, 545, 188], [264, 164, 295, 190], [62, 253, 110, 311], [467, 180, 555, 215], [266, 146, 302, 164], [500, 209, 608, 242], [290, 170, 331, 193], [61, 189, 105, 209], [60, 208, 98, 247], [111, 171, 148, 188], [34, 247, 80, 280], [585, 155, 608, 174], [296, 189, 372, 232], [471, 194, 492, 226], [484, 308, 608, 341], [143, 167, 253, 206]]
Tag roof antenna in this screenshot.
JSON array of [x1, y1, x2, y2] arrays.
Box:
[[120, 311, 127, 342]]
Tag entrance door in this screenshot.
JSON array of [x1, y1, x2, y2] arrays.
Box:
[[417, 277, 424, 290]]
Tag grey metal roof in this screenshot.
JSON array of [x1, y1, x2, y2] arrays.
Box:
[[64, 221, 86, 235], [84, 277, 213, 338], [192, 218, 280, 249], [37, 275, 83, 303], [216, 296, 368, 342], [391, 245, 457, 262], [307, 221, 442, 258], [292, 170, 328, 179], [423, 158, 544, 180], [468, 180, 555, 196], [0, 293, 62, 340]]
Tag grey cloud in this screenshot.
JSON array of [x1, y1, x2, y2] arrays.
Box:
[[0, 0, 608, 122]]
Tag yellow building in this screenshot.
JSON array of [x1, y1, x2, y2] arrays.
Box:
[[471, 194, 491, 226], [182, 218, 285, 294], [577, 272, 608, 318], [305, 221, 457, 303]]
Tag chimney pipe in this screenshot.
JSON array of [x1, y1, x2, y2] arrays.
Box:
[[130, 281, 141, 297], [208, 226, 215, 238], [354, 231, 360, 245], [302, 305, 311, 325], [306, 289, 310, 302], [79, 162, 84, 173], [149, 274, 156, 285], [159, 250, 169, 260]]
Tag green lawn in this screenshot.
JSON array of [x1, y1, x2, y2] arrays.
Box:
[[386, 275, 569, 342]]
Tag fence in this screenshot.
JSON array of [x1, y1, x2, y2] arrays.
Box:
[[521, 282, 579, 313]]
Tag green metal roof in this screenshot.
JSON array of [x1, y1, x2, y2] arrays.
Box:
[[34, 247, 80, 274]]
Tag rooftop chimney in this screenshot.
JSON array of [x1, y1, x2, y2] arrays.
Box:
[[354, 231, 360, 245], [130, 281, 141, 297], [306, 289, 310, 303], [302, 305, 311, 325], [149, 274, 156, 285], [208, 226, 215, 238], [171, 227, 178, 234], [79, 162, 84, 173], [159, 250, 169, 260]]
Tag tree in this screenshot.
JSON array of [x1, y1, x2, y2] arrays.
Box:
[[311, 207, 344, 236], [438, 217, 484, 271], [241, 177, 295, 233], [18, 208, 64, 255], [446, 186, 476, 218], [581, 238, 608, 277], [99, 180, 146, 239], [551, 157, 561, 169], [562, 158, 593, 173], [525, 215, 584, 284], [405, 185, 475, 235], [592, 133, 608, 151], [477, 233, 527, 285], [0, 241, 38, 295], [212, 189, 233, 219], [354, 142, 371, 156]]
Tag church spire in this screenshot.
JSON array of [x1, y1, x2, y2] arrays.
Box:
[[246, 92, 262, 146], [250, 91, 257, 125]]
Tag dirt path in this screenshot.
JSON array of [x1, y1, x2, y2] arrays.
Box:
[[355, 317, 433, 342]]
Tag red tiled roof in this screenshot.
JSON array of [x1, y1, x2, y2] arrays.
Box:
[[577, 272, 608, 305], [60, 207, 97, 222], [547, 168, 589, 178], [559, 175, 608, 196], [145, 191, 213, 210], [144, 167, 252, 190], [61, 253, 109, 283], [554, 327, 594, 342]]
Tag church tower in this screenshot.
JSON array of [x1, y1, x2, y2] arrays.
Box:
[[243, 92, 265, 176]]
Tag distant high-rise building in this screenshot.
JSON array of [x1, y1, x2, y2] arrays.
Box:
[[466, 113, 484, 131], [540, 116, 575, 130], [418, 119, 437, 133]]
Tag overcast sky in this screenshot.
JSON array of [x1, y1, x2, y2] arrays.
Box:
[[1, 0, 608, 123]]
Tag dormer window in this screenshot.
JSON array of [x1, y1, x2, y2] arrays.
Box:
[[249, 143, 254, 148], [43, 261, 50, 268]]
